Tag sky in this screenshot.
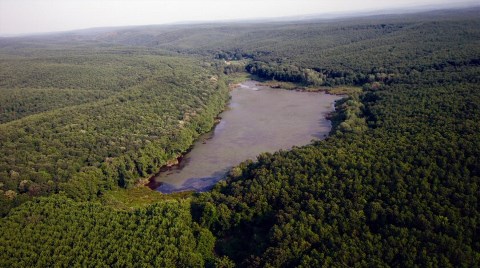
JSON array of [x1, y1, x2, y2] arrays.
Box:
[[0, 0, 478, 36]]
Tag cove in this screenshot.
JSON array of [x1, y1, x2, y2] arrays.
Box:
[[149, 80, 342, 193]]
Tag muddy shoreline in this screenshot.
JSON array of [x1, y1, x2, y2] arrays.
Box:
[[144, 116, 222, 190]]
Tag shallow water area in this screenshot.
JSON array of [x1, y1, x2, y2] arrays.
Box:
[[150, 80, 342, 193]]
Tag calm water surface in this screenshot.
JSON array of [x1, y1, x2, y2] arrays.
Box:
[[150, 80, 342, 193]]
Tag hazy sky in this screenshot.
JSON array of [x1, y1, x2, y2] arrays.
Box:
[[0, 0, 477, 36]]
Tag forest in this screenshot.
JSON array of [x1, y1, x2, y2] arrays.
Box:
[[0, 50, 229, 215], [0, 7, 479, 267]]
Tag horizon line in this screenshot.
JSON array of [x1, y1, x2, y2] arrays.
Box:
[[1, 3, 478, 38]]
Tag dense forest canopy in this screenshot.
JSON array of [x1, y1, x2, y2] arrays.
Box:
[[0, 7, 479, 267], [0, 51, 229, 214]]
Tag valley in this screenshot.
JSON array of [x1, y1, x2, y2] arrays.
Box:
[[0, 7, 479, 267], [150, 80, 341, 193]]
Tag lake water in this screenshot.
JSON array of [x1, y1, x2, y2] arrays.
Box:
[[149, 80, 342, 193]]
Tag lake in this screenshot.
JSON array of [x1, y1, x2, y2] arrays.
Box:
[[149, 80, 342, 193]]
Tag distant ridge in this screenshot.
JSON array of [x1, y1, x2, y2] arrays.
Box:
[[1, 4, 479, 38]]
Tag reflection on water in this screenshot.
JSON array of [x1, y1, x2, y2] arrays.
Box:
[[151, 80, 342, 193]]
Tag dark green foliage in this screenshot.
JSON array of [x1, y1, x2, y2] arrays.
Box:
[[194, 58, 480, 267], [189, 9, 479, 267], [0, 195, 216, 267], [246, 62, 325, 86], [196, 84, 480, 267]]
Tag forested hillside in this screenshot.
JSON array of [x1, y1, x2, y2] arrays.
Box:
[[0, 195, 219, 267], [0, 50, 229, 214], [195, 67, 480, 267], [1, 8, 479, 267]]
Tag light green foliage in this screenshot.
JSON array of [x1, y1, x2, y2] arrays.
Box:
[[0, 51, 229, 211], [0, 195, 215, 267], [101, 187, 193, 210], [326, 86, 362, 95], [330, 95, 368, 135], [0, 51, 155, 91], [0, 88, 112, 123]]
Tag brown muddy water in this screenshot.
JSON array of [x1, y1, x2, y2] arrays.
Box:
[[149, 80, 342, 193]]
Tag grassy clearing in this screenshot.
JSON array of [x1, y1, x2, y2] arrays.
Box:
[[224, 72, 263, 86], [101, 187, 194, 210], [325, 86, 363, 95], [257, 80, 299, 90]]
